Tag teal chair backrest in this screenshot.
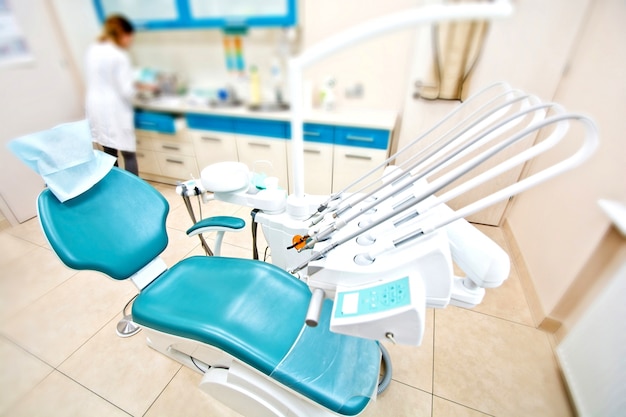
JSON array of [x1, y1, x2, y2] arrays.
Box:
[[37, 168, 169, 280]]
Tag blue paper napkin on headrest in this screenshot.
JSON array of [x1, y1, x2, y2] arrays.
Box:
[[8, 120, 116, 202]]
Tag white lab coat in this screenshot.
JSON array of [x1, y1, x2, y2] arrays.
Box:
[[85, 41, 136, 152]]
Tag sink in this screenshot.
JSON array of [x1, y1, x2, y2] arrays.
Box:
[[208, 100, 244, 108], [248, 103, 290, 112], [147, 96, 184, 107]]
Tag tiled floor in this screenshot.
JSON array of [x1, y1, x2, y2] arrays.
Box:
[[0, 182, 574, 417]]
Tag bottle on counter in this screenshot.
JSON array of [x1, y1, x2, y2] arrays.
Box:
[[249, 65, 261, 107]]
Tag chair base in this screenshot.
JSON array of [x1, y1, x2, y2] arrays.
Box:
[[142, 327, 356, 417], [116, 314, 141, 338]]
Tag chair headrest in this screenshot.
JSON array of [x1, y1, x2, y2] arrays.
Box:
[[8, 120, 115, 202]]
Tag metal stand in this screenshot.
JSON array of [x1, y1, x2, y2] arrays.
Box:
[[116, 294, 141, 337]]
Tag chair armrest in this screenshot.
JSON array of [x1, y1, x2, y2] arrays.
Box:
[[186, 216, 245, 237]]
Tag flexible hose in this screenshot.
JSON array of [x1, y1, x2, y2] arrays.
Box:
[[378, 343, 392, 395]]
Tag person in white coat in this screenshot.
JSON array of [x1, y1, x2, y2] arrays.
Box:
[[85, 15, 138, 175]]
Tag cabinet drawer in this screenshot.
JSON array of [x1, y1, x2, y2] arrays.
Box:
[[302, 123, 334, 144], [332, 146, 388, 193], [334, 126, 389, 150], [189, 130, 239, 170], [153, 138, 195, 156], [236, 135, 288, 190], [287, 142, 333, 195], [155, 153, 199, 179], [236, 118, 289, 138], [136, 149, 161, 175], [136, 131, 155, 151], [186, 114, 235, 133], [134, 111, 178, 133]]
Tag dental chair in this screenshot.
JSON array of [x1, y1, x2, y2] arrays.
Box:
[[37, 167, 382, 417]]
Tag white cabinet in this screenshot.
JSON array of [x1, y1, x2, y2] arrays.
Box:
[[152, 132, 199, 179], [236, 135, 289, 191], [286, 123, 335, 196], [134, 111, 198, 183], [287, 141, 334, 196], [189, 130, 239, 171], [136, 128, 199, 180], [135, 130, 161, 175], [186, 114, 290, 191], [332, 146, 388, 194], [136, 110, 394, 192], [331, 126, 391, 193]]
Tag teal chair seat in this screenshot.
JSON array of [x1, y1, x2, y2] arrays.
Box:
[[132, 256, 380, 415]]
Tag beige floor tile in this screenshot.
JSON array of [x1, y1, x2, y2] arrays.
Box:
[[5, 370, 130, 417], [174, 195, 246, 220], [433, 306, 573, 417], [0, 246, 76, 321], [381, 308, 435, 393], [145, 366, 243, 417], [159, 227, 202, 266], [5, 217, 49, 247], [432, 396, 491, 417], [149, 181, 184, 212], [59, 314, 181, 417], [166, 202, 198, 232], [0, 232, 38, 266], [1, 270, 137, 367], [361, 380, 432, 417], [0, 336, 53, 414], [470, 268, 534, 326], [215, 242, 256, 259]]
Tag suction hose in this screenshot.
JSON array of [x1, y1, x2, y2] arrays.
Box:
[[378, 343, 392, 394]]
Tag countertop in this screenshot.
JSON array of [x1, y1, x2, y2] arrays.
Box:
[[134, 97, 398, 131]]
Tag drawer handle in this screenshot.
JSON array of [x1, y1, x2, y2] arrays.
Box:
[[201, 136, 221, 142], [304, 131, 321, 137], [248, 142, 271, 148], [162, 145, 180, 151], [165, 158, 184, 164], [345, 154, 372, 161], [137, 152, 145, 158], [346, 134, 374, 143], [304, 149, 321, 155]]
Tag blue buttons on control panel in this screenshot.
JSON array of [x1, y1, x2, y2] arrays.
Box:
[[334, 276, 411, 318]]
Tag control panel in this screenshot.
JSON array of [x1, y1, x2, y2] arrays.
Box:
[[330, 274, 426, 346], [334, 277, 411, 318]]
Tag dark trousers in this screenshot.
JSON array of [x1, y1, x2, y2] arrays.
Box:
[[102, 146, 138, 176]]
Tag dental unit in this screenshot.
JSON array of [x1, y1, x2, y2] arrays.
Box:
[[9, 1, 600, 416]]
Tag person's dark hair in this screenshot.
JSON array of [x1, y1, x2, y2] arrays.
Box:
[[99, 15, 135, 47]]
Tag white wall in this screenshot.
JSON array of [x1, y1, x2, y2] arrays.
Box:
[[506, 0, 626, 318], [122, 0, 417, 111], [0, 0, 84, 224], [300, 0, 418, 111], [395, 0, 591, 225]]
